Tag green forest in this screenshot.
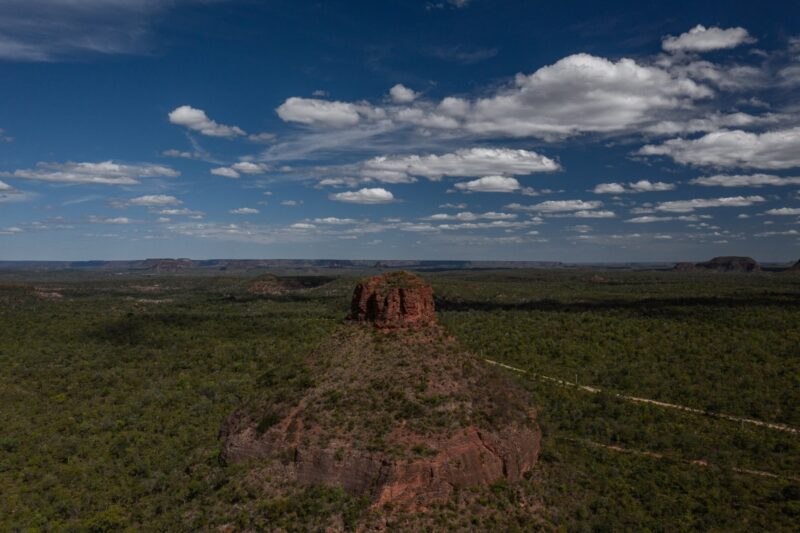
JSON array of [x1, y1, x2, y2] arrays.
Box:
[[1, 269, 798, 531]]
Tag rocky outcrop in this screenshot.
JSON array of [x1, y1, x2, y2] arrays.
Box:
[[784, 260, 800, 273], [220, 416, 539, 509], [220, 275, 540, 510], [674, 256, 761, 272], [349, 271, 436, 327]]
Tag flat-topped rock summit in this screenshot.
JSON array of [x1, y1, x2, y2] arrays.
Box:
[[674, 256, 761, 273], [348, 271, 436, 328], [219, 272, 540, 511]]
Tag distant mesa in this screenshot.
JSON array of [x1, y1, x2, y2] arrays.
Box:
[[248, 273, 334, 295], [349, 271, 436, 328], [674, 256, 761, 273], [220, 272, 540, 511], [140, 258, 193, 273]]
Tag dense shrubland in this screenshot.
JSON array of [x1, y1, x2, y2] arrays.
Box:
[[0, 270, 798, 530]]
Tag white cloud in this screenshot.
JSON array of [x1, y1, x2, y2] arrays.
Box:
[[389, 84, 418, 103], [280, 200, 303, 206], [662, 25, 755, 53], [361, 147, 559, 182], [592, 180, 675, 194], [0, 180, 11, 191], [423, 211, 517, 221], [572, 210, 616, 218], [248, 132, 276, 143], [0, 1, 207, 62], [277, 52, 713, 141], [276, 97, 383, 127], [0, 161, 178, 185], [690, 174, 800, 187], [439, 202, 467, 209], [317, 177, 363, 188], [231, 162, 270, 174], [330, 187, 395, 204], [312, 217, 358, 224], [168, 105, 245, 138], [88, 215, 133, 224], [644, 111, 775, 135], [454, 175, 522, 193], [159, 208, 204, 217], [459, 54, 712, 139], [211, 167, 240, 179], [639, 127, 800, 169], [764, 207, 800, 216], [624, 215, 705, 223], [506, 199, 603, 212], [162, 149, 203, 159], [655, 195, 765, 212], [290, 223, 315, 230], [128, 194, 182, 207], [230, 207, 259, 215]]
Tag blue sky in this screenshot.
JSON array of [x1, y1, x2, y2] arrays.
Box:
[[2, 0, 800, 261]]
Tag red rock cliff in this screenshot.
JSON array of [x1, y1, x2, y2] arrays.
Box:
[[349, 271, 436, 327]]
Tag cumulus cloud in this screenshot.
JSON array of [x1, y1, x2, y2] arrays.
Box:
[[211, 167, 240, 179], [128, 194, 182, 207], [639, 127, 800, 169], [230, 207, 259, 215], [506, 199, 603, 212], [0, 180, 11, 191], [454, 175, 524, 193], [662, 25, 755, 53], [655, 195, 765, 212], [0, 161, 178, 185], [592, 180, 676, 194], [360, 147, 559, 182], [277, 52, 713, 141], [168, 105, 246, 138], [689, 173, 800, 187], [449, 54, 712, 139], [276, 97, 383, 128], [389, 84, 418, 103], [330, 187, 395, 204], [764, 207, 800, 216]]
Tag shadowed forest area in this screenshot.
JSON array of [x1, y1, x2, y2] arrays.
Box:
[[1, 269, 798, 530]]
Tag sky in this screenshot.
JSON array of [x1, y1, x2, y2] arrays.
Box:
[[1, 0, 800, 262]]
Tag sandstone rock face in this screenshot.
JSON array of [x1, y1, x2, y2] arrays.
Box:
[[349, 271, 436, 327], [220, 277, 541, 510], [220, 418, 539, 509]]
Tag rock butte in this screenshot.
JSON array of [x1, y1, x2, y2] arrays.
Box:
[[220, 271, 540, 510], [348, 271, 436, 328]]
